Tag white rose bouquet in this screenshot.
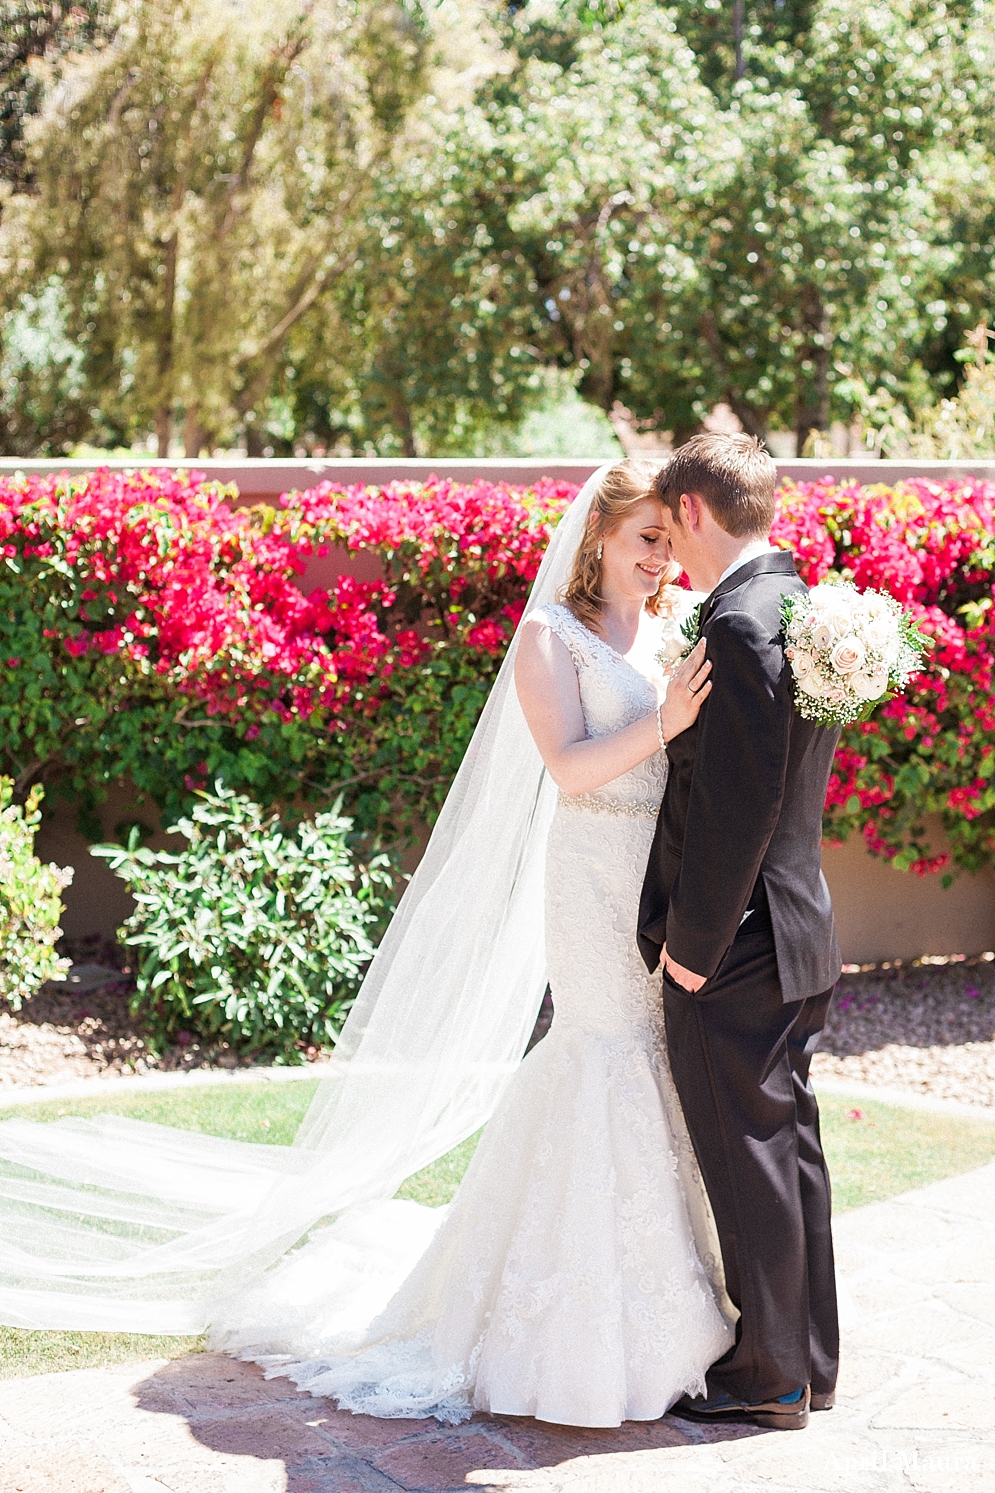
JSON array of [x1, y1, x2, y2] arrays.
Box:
[[782, 581, 929, 728]]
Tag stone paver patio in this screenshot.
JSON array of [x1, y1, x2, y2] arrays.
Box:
[[1, 1161, 993, 1493]]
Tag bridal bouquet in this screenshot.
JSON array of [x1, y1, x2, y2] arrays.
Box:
[[783, 581, 929, 727]]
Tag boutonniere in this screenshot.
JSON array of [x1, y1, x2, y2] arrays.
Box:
[[655, 601, 702, 674], [782, 581, 931, 727], [678, 602, 703, 661]]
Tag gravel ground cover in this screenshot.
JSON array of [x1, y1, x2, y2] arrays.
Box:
[[0, 978, 155, 1090], [812, 951, 995, 1107], [0, 937, 320, 1089], [3, 948, 995, 1105]]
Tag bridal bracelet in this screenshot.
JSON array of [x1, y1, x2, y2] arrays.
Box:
[[656, 706, 668, 755]]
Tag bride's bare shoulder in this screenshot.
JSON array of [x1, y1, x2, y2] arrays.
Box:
[[515, 608, 580, 694]]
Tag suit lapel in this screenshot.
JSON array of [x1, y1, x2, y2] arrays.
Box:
[[698, 550, 799, 629]]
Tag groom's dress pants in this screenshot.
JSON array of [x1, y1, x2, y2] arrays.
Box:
[[662, 916, 839, 1403]]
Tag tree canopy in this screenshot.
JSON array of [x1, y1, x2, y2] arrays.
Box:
[[1, 0, 993, 455]]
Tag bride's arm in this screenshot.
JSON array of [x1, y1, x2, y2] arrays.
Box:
[[514, 618, 711, 796]]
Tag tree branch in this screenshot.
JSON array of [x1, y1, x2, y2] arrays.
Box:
[[12, 759, 43, 801], [217, 23, 313, 243], [233, 242, 360, 417]]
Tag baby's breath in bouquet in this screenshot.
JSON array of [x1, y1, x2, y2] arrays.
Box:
[[783, 582, 929, 727]]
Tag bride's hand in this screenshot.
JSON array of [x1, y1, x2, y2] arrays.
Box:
[[659, 639, 711, 743]]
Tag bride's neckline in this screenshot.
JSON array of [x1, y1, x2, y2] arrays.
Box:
[[552, 601, 661, 673]]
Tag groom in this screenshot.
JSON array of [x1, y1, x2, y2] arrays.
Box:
[[638, 433, 841, 1432]]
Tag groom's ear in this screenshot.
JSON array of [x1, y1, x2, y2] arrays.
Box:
[[680, 491, 703, 533]]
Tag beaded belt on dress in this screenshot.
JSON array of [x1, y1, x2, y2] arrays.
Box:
[[557, 790, 659, 819]]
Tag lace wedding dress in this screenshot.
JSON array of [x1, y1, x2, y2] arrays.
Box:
[[241, 601, 733, 1428]]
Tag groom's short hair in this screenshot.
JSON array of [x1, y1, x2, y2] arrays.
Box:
[[656, 434, 776, 537]]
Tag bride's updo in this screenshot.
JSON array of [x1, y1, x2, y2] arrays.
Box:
[[560, 459, 682, 636]]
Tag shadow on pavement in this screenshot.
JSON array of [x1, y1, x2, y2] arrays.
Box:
[[132, 1352, 766, 1491]]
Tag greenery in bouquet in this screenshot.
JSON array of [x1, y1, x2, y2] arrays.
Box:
[[93, 787, 393, 1062], [0, 779, 72, 1010], [678, 604, 703, 664]]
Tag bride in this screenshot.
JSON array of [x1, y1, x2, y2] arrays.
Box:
[[0, 460, 731, 1429]]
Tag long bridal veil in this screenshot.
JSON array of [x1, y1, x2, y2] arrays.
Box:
[[0, 467, 611, 1339]]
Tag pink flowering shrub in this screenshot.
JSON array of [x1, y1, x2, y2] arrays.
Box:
[[773, 476, 995, 878], [0, 468, 571, 839], [2, 465, 994, 882]]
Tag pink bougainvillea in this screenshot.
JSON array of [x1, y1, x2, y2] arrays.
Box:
[[1, 465, 994, 874], [0, 467, 571, 727], [0, 468, 573, 834]]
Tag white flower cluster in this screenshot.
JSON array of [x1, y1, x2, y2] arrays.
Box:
[[655, 624, 688, 672], [784, 581, 920, 727]]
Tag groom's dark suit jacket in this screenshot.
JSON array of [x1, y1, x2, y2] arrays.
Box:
[[638, 551, 842, 1004]]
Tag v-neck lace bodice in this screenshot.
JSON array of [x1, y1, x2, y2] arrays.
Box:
[[536, 601, 680, 817]]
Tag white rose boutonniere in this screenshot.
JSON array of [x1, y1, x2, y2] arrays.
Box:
[[656, 600, 703, 675]]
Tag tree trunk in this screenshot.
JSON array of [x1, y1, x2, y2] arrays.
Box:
[[697, 311, 768, 438], [795, 286, 831, 454], [577, 344, 615, 413], [183, 407, 209, 458], [571, 284, 615, 412], [155, 405, 172, 458], [230, 247, 361, 454], [733, 0, 745, 79], [155, 230, 178, 457], [387, 385, 417, 457], [724, 399, 767, 439]]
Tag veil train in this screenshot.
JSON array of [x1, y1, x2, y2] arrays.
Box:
[[0, 468, 612, 1341]]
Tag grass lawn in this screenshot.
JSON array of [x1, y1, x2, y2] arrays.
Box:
[[817, 1092, 995, 1210], [1, 1080, 992, 1380], [1, 1079, 321, 1146]]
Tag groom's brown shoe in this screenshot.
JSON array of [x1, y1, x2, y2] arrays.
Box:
[[810, 1390, 835, 1411], [670, 1384, 810, 1431]]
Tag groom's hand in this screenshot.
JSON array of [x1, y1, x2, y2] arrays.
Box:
[[661, 944, 707, 993]]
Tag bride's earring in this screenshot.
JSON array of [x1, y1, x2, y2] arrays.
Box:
[[596, 541, 603, 561]]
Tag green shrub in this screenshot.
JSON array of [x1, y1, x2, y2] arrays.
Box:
[[0, 779, 72, 1009], [93, 787, 392, 1062]]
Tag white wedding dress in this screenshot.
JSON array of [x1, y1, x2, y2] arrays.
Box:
[[238, 601, 733, 1427]]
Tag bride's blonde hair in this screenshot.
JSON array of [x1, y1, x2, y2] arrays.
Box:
[[560, 459, 682, 636]]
